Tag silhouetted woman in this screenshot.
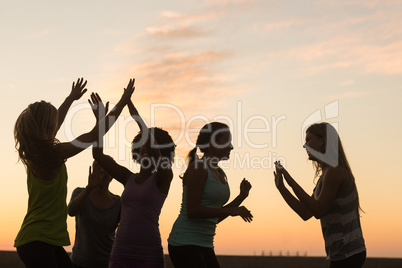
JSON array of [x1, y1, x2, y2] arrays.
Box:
[[93, 95, 176, 268], [68, 160, 121, 268], [14, 78, 134, 268], [168, 122, 253, 268], [274, 122, 366, 268]]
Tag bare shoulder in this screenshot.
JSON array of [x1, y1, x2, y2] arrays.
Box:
[[182, 160, 207, 185]]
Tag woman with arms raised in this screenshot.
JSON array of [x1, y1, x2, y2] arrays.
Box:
[[14, 78, 134, 268], [92, 93, 176, 268]]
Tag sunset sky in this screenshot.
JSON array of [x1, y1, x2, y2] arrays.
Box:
[[1, 0, 402, 258]]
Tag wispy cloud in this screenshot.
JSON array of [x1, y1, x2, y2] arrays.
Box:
[[146, 25, 210, 38], [264, 8, 402, 76]]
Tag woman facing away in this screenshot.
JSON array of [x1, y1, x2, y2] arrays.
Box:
[[92, 93, 176, 268], [168, 122, 253, 268], [68, 159, 121, 268], [273, 122, 366, 268], [14, 78, 135, 268]]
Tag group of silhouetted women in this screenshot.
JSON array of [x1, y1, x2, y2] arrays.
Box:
[[13, 78, 366, 268]]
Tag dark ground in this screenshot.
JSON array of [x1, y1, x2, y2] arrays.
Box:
[[1, 251, 401, 268]]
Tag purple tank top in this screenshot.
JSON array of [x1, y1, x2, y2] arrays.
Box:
[[111, 173, 166, 261]]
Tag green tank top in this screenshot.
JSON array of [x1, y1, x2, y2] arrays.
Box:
[[168, 163, 230, 248], [14, 163, 70, 247]]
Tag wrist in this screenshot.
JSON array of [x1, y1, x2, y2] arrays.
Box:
[[239, 192, 248, 199], [65, 95, 75, 103]]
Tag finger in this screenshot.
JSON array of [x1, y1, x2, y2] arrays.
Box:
[[95, 93, 102, 102], [81, 80, 87, 89], [91, 93, 97, 104], [88, 99, 94, 109], [126, 79, 133, 90]]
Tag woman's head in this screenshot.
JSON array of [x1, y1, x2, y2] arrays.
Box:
[[15, 101, 59, 144], [93, 160, 113, 188], [305, 122, 363, 214], [304, 122, 342, 167], [131, 127, 175, 169], [188, 122, 233, 164], [14, 101, 63, 173]]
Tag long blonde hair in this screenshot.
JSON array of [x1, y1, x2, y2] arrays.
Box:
[[306, 122, 364, 214], [14, 101, 64, 177]]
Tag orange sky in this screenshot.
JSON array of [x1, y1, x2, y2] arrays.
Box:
[[1, 0, 402, 258]]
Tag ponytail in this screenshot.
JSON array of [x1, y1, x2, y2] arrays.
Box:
[[187, 146, 198, 165]]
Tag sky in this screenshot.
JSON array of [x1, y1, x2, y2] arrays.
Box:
[[1, 0, 402, 258]]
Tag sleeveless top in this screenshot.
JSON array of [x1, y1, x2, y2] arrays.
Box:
[[68, 187, 121, 267], [110, 173, 166, 261], [168, 164, 230, 248], [313, 175, 366, 261], [15, 163, 70, 247]]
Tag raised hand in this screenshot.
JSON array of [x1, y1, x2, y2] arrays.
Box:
[[120, 78, 135, 105], [273, 170, 284, 189], [88, 93, 109, 122], [69, 77, 88, 101], [87, 161, 102, 191], [240, 178, 252, 198], [274, 161, 294, 187]]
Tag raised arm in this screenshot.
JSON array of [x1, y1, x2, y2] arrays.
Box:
[[92, 140, 132, 186], [68, 163, 102, 216], [274, 164, 314, 221], [59, 78, 135, 160], [279, 163, 345, 219], [57, 78, 87, 131], [185, 164, 253, 222], [127, 99, 147, 131], [90, 91, 132, 185]]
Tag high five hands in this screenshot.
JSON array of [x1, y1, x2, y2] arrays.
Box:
[[70, 78, 88, 101]]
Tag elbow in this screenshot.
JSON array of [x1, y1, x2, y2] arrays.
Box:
[[312, 209, 327, 220], [313, 212, 325, 220], [67, 207, 76, 217]]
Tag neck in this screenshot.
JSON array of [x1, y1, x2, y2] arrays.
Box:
[[203, 156, 220, 168], [140, 167, 154, 176]]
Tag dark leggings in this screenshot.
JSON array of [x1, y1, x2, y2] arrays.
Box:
[[17, 241, 72, 268], [168, 244, 220, 268], [329, 251, 366, 268]]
